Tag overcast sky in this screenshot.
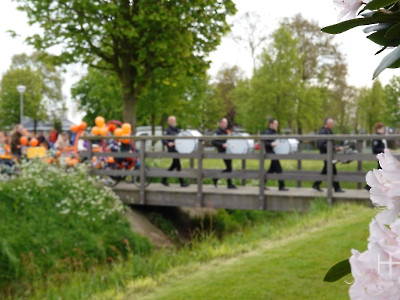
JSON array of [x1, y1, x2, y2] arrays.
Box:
[[0, 0, 398, 122]]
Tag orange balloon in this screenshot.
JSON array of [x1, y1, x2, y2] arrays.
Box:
[[121, 123, 131, 134], [99, 126, 108, 136], [20, 136, 28, 146], [30, 138, 39, 147], [91, 126, 100, 136], [108, 123, 116, 132], [79, 121, 87, 131], [95, 116, 105, 128], [70, 124, 79, 133], [114, 128, 124, 137]]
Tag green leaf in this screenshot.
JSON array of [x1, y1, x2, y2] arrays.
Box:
[[364, 0, 398, 11], [373, 45, 400, 78], [385, 22, 400, 38], [322, 10, 400, 34], [323, 259, 351, 282], [367, 29, 400, 46]]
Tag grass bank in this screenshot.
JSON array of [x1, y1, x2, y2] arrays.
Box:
[[94, 202, 374, 300]]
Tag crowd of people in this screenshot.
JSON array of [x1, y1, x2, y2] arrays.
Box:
[[0, 124, 78, 158]]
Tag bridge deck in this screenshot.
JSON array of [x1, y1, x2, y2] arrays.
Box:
[[113, 183, 371, 212]]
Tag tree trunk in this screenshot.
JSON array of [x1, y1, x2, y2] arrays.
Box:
[[121, 77, 137, 134]]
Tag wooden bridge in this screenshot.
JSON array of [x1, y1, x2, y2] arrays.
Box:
[[81, 134, 399, 212]]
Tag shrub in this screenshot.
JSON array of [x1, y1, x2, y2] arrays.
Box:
[[0, 160, 152, 289]]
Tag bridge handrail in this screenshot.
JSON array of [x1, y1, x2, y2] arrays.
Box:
[[80, 134, 399, 207]]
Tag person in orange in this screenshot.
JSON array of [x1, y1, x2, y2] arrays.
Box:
[[48, 127, 58, 150]]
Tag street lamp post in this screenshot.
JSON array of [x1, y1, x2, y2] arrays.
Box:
[[16, 85, 26, 124]]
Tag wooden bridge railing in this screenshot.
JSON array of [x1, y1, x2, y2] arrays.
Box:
[[80, 134, 400, 207]]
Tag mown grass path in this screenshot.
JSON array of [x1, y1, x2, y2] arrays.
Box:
[[124, 206, 374, 300]]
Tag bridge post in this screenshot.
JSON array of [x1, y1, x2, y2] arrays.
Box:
[[196, 139, 204, 207], [327, 140, 333, 205], [357, 140, 363, 189], [139, 140, 146, 205], [190, 158, 195, 184], [87, 140, 93, 175], [297, 142, 302, 187], [241, 159, 246, 186], [258, 138, 266, 210]]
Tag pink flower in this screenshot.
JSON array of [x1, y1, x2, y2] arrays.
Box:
[[366, 150, 400, 225], [349, 219, 400, 299], [333, 0, 371, 21]]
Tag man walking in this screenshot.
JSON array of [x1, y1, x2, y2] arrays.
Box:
[[312, 117, 344, 193], [264, 118, 288, 191], [212, 117, 237, 189], [161, 115, 189, 187]]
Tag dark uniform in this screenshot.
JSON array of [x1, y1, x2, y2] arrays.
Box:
[[264, 127, 286, 190], [372, 133, 385, 163], [313, 127, 342, 192], [365, 132, 386, 191], [212, 127, 236, 188], [161, 126, 187, 186]]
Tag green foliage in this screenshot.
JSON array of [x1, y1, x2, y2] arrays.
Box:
[[0, 160, 152, 291], [234, 25, 303, 132], [383, 76, 400, 127], [14, 0, 237, 128], [323, 259, 351, 282], [232, 15, 351, 134], [321, 1, 400, 78], [178, 76, 227, 132], [147, 212, 178, 240], [357, 80, 386, 133], [71, 68, 123, 124], [0, 67, 44, 127], [12, 52, 65, 120]]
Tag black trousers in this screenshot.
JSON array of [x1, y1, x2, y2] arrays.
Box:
[[214, 159, 233, 186], [266, 160, 285, 189], [168, 158, 181, 172], [163, 158, 184, 183], [314, 160, 340, 190]]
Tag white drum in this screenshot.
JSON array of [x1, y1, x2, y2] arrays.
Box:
[[288, 138, 299, 152], [226, 132, 254, 154], [175, 130, 202, 154], [273, 139, 299, 154], [226, 139, 251, 154]]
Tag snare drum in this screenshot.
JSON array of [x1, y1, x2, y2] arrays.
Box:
[[175, 130, 202, 154]]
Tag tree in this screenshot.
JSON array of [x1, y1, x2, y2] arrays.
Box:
[[234, 26, 303, 133], [11, 52, 66, 121], [71, 68, 123, 124], [178, 76, 227, 133], [0, 67, 44, 128], [14, 0, 237, 132], [281, 14, 350, 133], [231, 12, 268, 75], [384, 76, 400, 128], [357, 80, 386, 133], [214, 65, 243, 126]]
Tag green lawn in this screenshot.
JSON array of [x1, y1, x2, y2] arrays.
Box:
[[117, 206, 373, 300], [148, 155, 378, 189]]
